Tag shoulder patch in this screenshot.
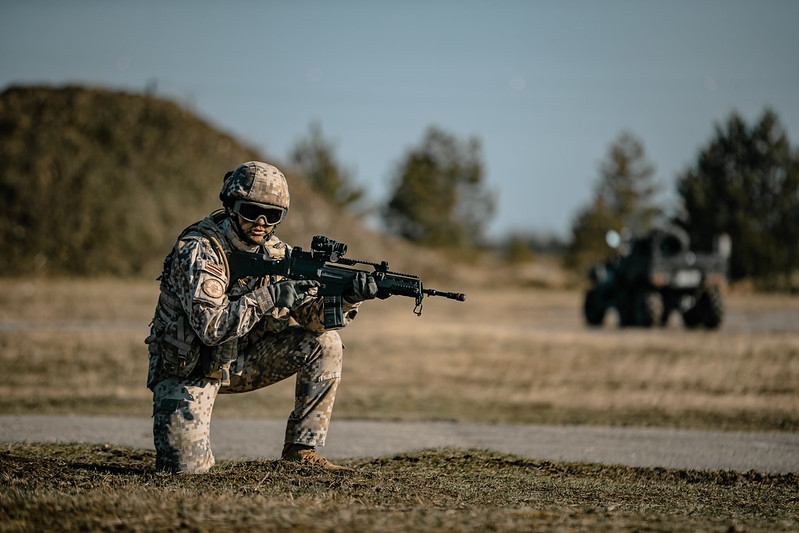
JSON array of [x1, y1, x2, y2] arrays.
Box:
[[202, 278, 225, 299]]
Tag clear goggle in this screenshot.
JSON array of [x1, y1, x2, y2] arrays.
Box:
[[232, 200, 286, 225]]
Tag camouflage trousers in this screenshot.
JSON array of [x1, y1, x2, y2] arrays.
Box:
[[151, 327, 343, 474]]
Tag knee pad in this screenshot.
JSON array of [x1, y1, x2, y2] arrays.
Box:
[[153, 405, 215, 474], [151, 379, 218, 474]]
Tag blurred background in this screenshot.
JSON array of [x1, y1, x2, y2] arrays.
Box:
[[1, 0, 798, 289]]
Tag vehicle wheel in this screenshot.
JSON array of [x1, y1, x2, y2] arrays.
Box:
[[584, 289, 606, 326], [660, 304, 672, 327], [682, 301, 703, 329], [700, 285, 724, 329], [616, 290, 635, 327], [634, 291, 663, 327]]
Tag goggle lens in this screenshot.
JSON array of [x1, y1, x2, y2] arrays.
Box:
[[234, 201, 285, 225]]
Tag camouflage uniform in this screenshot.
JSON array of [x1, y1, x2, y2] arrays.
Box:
[[146, 212, 361, 474]]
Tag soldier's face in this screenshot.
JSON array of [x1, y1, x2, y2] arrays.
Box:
[[236, 215, 274, 245]]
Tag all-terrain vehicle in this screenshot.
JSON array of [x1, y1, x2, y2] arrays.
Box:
[[584, 226, 730, 329]]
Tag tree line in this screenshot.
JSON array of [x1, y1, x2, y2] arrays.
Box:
[[293, 110, 799, 289], [289, 122, 495, 261], [2, 86, 796, 288], [562, 109, 799, 289]]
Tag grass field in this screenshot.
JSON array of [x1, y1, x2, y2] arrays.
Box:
[[1, 278, 798, 531], [1, 278, 797, 431], [2, 443, 797, 532]]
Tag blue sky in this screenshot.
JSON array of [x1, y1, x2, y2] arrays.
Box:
[[2, 1, 797, 240]]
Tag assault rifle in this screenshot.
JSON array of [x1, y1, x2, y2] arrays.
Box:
[[228, 235, 466, 329]]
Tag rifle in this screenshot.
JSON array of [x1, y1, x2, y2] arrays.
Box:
[[227, 235, 466, 329]]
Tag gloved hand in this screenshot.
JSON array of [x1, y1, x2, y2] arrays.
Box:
[[342, 271, 378, 304], [267, 279, 320, 310]]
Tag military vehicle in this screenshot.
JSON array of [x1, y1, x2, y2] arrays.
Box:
[[584, 226, 730, 329]]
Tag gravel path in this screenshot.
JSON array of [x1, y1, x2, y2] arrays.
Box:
[[1, 415, 797, 474]]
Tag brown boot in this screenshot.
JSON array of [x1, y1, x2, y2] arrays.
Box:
[[281, 443, 354, 472]]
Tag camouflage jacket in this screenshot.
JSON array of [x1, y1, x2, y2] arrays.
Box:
[[146, 212, 360, 388]]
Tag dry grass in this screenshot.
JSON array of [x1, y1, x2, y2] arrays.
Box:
[[1, 278, 798, 532], [2, 443, 796, 532], [1, 278, 798, 430], [338, 290, 799, 430]]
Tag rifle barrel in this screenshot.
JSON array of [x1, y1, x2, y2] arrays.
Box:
[[423, 288, 466, 302]]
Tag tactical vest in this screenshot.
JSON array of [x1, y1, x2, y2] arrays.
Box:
[[148, 211, 253, 386]]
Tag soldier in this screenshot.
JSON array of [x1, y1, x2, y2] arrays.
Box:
[[145, 161, 377, 474]]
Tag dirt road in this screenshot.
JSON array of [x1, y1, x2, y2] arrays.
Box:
[[2, 415, 797, 474]]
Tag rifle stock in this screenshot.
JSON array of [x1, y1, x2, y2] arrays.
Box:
[[227, 235, 465, 328]]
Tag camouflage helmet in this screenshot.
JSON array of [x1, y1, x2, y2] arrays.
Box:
[[219, 161, 290, 210]]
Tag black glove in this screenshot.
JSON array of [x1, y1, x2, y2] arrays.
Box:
[[267, 279, 320, 310], [343, 271, 378, 304]]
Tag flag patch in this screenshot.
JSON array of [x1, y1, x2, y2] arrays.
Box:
[[205, 262, 225, 278]]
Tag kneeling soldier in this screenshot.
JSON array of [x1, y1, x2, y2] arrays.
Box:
[[146, 161, 376, 473]]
